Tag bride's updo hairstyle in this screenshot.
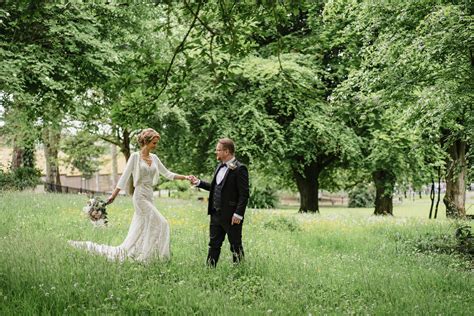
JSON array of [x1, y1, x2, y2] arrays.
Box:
[[137, 128, 161, 148]]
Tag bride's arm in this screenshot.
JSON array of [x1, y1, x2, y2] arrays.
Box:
[[173, 174, 190, 180], [107, 187, 121, 205], [107, 153, 136, 204], [154, 155, 189, 181]]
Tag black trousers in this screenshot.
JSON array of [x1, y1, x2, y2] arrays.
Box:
[[207, 211, 244, 267]]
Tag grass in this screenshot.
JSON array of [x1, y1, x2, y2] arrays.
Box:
[[0, 191, 472, 315]]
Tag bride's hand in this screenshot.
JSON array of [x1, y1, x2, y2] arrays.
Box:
[[106, 195, 115, 205], [187, 175, 199, 185]]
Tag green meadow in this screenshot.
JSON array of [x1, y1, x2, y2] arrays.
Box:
[[0, 191, 472, 315]]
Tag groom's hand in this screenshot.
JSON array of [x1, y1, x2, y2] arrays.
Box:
[[231, 215, 241, 225], [188, 175, 199, 185]]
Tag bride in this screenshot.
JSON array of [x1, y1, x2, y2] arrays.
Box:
[[69, 128, 191, 262]]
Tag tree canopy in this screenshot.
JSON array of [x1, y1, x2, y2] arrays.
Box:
[[1, 0, 472, 217]]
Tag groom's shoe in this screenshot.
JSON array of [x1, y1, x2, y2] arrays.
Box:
[[231, 245, 244, 264], [207, 249, 221, 268], [206, 257, 218, 268]]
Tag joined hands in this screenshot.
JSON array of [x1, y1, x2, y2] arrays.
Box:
[[186, 175, 199, 186]]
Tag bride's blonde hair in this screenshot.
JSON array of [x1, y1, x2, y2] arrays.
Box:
[[137, 128, 160, 147]]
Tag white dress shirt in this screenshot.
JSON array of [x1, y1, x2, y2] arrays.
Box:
[[216, 161, 229, 185], [197, 157, 243, 220]]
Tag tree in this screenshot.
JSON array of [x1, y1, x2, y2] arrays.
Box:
[[61, 131, 106, 179], [76, 3, 190, 166], [174, 1, 361, 212], [0, 2, 118, 187], [332, 1, 462, 215], [403, 4, 473, 218]]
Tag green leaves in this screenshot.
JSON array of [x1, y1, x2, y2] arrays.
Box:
[[61, 131, 106, 179], [331, 0, 473, 193]]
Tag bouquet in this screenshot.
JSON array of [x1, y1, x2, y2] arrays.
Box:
[[83, 197, 108, 226]]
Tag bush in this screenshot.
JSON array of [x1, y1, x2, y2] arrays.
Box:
[[348, 184, 375, 208], [249, 182, 278, 209], [399, 223, 473, 263], [0, 167, 41, 191], [158, 179, 190, 192], [263, 216, 301, 232], [455, 225, 474, 259], [157, 179, 191, 198]]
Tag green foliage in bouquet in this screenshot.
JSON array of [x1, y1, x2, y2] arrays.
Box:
[[84, 197, 108, 226]]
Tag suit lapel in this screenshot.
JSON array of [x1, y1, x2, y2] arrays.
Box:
[[220, 160, 237, 188], [213, 159, 237, 188], [220, 168, 231, 188], [212, 164, 221, 185]]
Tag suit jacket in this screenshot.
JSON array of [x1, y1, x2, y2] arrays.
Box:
[[198, 160, 249, 221]]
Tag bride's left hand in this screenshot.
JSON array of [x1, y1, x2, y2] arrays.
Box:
[[106, 195, 115, 205]]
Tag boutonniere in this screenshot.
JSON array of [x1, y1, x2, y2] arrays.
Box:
[[227, 162, 237, 170]]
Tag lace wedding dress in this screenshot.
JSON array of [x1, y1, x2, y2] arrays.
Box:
[[69, 158, 171, 262]]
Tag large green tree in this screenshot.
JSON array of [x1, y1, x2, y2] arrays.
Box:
[[401, 3, 473, 218], [171, 0, 362, 212], [0, 2, 116, 187], [76, 3, 190, 168], [333, 1, 469, 216]]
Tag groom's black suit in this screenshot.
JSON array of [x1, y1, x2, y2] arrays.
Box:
[[197, 159, 249, 267]]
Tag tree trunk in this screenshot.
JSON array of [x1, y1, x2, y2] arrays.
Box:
[[22, 145, 35, 168], [294, 161, 322, 213], [119, 129, 134, 195], [434, 166, 441, 219], [43, 126, 62, 189], [11, 142, 35, 169], [372, 169, 396, 215], [443, 139, 466, 218], [428, 178, 435, 219], [121, 129, 131, 161], [11, 146, 25, 169], [111, 144, 118, 188]]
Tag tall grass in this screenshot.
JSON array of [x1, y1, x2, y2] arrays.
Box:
[[0, 191, 472, 314]]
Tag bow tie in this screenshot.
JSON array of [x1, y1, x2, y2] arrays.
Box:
[[219, 163, 227, 169]]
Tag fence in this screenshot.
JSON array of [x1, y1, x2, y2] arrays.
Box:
[[43, 182, 108, 196]]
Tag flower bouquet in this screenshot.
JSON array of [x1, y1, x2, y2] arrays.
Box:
[[83, 197, 108, 227]]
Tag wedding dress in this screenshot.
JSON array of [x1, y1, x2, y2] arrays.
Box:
[[69, 154, 173, 262]]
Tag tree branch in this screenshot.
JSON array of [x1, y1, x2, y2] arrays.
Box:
[[97, 134, 122, 147], [183, 0, 219, 36], [151, 0, 203, 103], [272, 3, 284, 73]]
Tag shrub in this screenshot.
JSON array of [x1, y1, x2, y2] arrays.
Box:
[[249, 183, 278, 209], [158, 179, 190, 192], [157, 179, 191, 198], [0, 167, 41, 191], [397, 223, 473, 264], [0, 169, 10, 189], [263, 216, 301, 232], [348, 184, 375, 208], [455, 225, 474, 259]]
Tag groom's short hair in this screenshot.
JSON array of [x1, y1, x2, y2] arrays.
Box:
[[218, 138, 235, 154]]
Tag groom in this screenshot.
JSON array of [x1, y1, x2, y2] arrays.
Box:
[[190, 138, 249, 267]]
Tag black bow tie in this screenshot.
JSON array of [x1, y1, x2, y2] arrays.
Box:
[[219, 163, 227, 169]]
